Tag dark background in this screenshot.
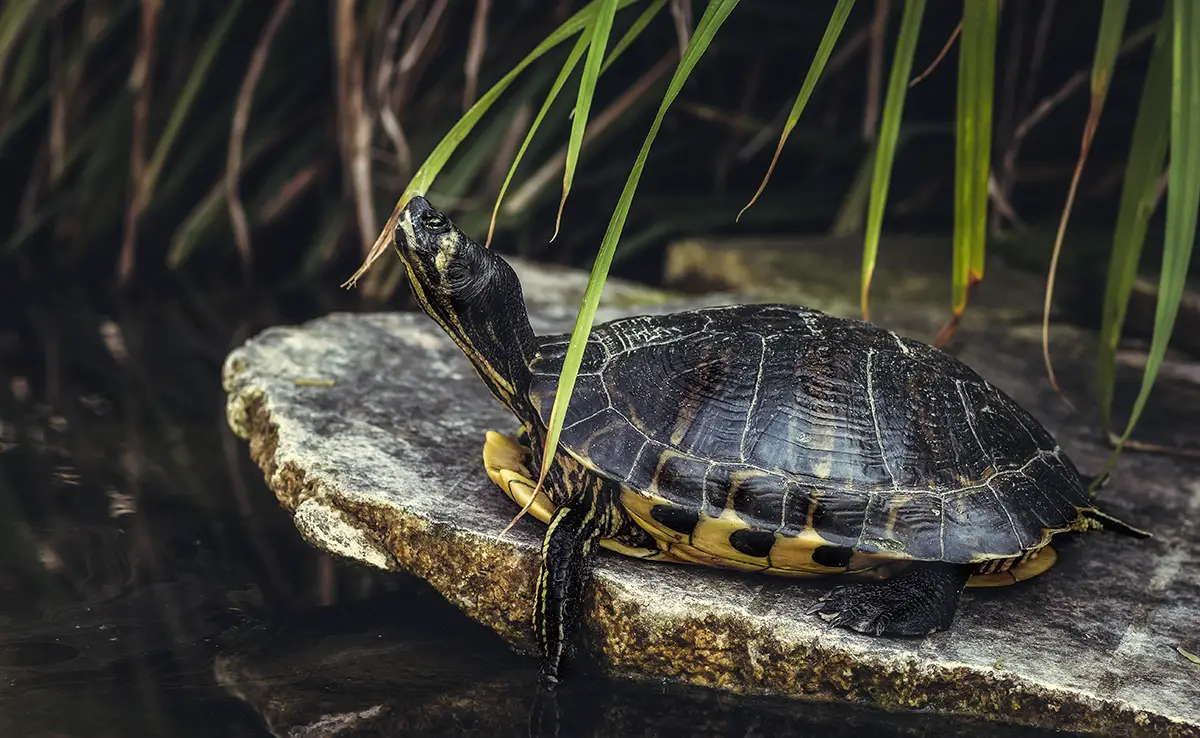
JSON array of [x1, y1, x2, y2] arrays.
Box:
[[0, 1, 1191, 736]]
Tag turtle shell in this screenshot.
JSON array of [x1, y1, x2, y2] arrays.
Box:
[[527, 304, 1090, 567]]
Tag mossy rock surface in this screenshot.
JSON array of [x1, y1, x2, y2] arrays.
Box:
[[223, 257, 1200, 737]]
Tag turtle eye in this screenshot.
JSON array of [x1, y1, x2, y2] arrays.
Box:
[[421, 211, 449, 233]]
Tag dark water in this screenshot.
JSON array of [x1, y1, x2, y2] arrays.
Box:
[[0, 276, 1074, 738]]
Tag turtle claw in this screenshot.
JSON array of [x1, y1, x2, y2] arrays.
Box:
[[806, 563, 972, 637], [810, 584, 894, 636]]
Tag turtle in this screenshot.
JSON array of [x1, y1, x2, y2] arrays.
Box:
[[390, 196, 1149, 688]]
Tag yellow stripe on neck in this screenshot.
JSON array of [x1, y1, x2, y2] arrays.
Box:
[[400, 257, 518, 400]]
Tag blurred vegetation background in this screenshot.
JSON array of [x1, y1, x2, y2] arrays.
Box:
[[1, 0, 1197, 454], [0, 6, 1197, 730], [0, 0, 1185, 289]]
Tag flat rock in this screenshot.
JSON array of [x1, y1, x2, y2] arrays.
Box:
[[223, 257, 1200, 737]]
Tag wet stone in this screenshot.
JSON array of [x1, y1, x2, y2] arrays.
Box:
[[223, 257, 1200, 737]]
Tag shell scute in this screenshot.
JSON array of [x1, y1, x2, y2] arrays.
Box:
[[528, 304, 1091, 562]]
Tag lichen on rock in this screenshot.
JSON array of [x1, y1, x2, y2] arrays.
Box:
[[222, 258, 1200, 737]]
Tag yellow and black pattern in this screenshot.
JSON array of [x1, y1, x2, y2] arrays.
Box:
[[393, 195, 1147, 684], [483, 429, 1058, 588], [528, 304, 1110, 573]]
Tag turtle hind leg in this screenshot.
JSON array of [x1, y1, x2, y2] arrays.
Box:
[[808, 562, 974, 637]]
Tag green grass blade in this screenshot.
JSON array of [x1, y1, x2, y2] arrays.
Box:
[[950, 0, 998, 317], [528, 0, 741, 506], [486, 32, 591, 246], [399, 0, 639, 204], [1091, 0, 1132, 95], [344, 0, 644, 288], [486, 0, 668, 246], [1096, 19, 1171, 428], [140, 0, 246, 201], [739, 0, 855, 222], [601, 0, 668, 74], [860, 0, 926, 321], [553, 0, 619, 240], [1106, 0, 1200, 465], [0, 0, 41, 88], [5, 11, 43, 107], [433, 64, 557, 203]]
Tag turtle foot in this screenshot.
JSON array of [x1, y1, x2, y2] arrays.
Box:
[[807, 562, 973, 637]]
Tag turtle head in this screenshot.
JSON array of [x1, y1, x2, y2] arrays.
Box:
[[394, 196, 537, 417]]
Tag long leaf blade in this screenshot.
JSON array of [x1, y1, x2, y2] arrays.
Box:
[[601, 0, 668, 74], [861, 0, 926, 321], [964, 2, 998, 288], [945, 0, 998, 329], [343, 0, 643, 288], [1107, 0, 1200, 466], [529, 0, 741, 509], [1096, 18, 1172, 427], [1040, 0, 1130, 391], [553, 0, 619, 239], [739, 0, 856, 221], [487, 33, 591, 246], [487, 0, 670, 246], [933, 0, 998, 347]]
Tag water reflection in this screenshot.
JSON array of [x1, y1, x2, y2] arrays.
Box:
[[213, 589, 1075, 738]]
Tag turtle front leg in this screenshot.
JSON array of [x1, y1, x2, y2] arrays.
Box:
[[808, 562, 974, 636], [534, 490, 613, 689], [482, 430, 557, 525]]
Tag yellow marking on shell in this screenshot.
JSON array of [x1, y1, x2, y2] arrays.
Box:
[[811, 457, 834, 480], [659, 540, 769, 572], [690, 508, 772, 569], [573, 418, 633, 458], [621, 465, 780, 570], [620, 487, 689, 545], [483, 431, 670, 560], [801, 418, 840, 474], [967, 545, 1058, 587], [484, 432, 1063, 588], [668, 404, 695, 446], [881, 493, 912, 541]]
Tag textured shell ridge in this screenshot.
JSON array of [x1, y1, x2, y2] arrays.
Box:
[[527, 304, 1089, 561]]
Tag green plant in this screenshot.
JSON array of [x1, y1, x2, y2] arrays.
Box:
[[2, 1, 1194, 474], [348, 0, 1197, 477]]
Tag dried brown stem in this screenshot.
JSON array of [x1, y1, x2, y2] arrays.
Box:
[[227, 0, 294, 281], [376, 0, 418, 178], [485, 103, 532, 198], [335, 0, 377, 257], [735, 25, 869, 163], [996, 20, 1155, 229], [398, 0, 448, 77], [463, 0, 492, 110], [49, 10, 66, 182], [1042, 103, 1101, 392], [986, 172, 1029, 230], [862, 0, 889, 142], [908, 20, 960, 88], [118, 0, 162, 285], [259, 163, 325, 224], [669, 0, 693, 58]]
